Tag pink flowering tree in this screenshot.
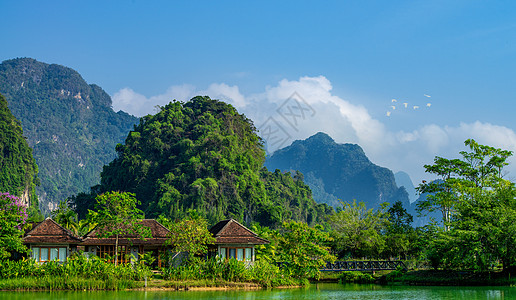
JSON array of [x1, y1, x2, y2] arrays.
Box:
[[0, 193, 28, 259]]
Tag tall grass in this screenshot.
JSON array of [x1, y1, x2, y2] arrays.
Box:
[[161, 257, 303, 288], [0, 252, 151, 290], [0, 276, 141, 290]]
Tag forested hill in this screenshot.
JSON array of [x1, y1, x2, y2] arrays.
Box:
[[0, 58, 138, 213], [265, 132, 410, 209], [72, 96, 333, 227], [0, 92, 39, 211]]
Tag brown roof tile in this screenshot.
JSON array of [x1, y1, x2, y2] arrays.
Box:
[[81, 219, 170, 246], [209, 219, 269, 245], [23, 218, 82, 245]]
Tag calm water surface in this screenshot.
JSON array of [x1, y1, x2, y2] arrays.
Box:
[[1, 283, 516, 299]]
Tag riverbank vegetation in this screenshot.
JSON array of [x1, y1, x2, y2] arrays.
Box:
[[0, 254, 150, 290], [3, 95, 516, 290]]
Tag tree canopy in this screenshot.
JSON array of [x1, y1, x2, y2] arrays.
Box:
[[76, 96, 331, 227], [88, 191, 150, 265], [0, 92, 40, 216], [0, 58, 138, 213], [0, 193, 28, 259]]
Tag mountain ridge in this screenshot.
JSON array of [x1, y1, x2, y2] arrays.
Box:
[[0, 58, 138, 212], [265, 132, 410, 209]]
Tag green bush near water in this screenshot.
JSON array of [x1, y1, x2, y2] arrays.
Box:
[[0, 253, 151, 290], [338, 271, 375, 283], [162, 257, 305, 288]]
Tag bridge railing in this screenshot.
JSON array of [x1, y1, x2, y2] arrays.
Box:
[[320, 260, 407, 272]]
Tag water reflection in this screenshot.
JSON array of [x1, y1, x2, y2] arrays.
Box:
[[1, 283, 516, 300]]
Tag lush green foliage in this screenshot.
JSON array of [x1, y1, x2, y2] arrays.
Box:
[[0, 193, 28, 259], [0, 58, 138, 213], [51, 200, 79, 234], [338, 271, 375, 283], [159, 212, 215, 261], [79, 96, 330, 227], [329, 200, 389, 258], [0, 254, 150, 281], [417, 139, 516, 271], [0, 93, 39, 211], [275, 220, 335, 279], [88, 191, 151, 265], [0, 254, 150, 290], [252, 220, 335, 279], [161, 257, 302, 288]]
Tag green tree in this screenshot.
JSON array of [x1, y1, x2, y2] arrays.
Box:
[[417, 139, 512, 231], [80, 96, 331, 228], [88, 191, 150, 265], [0, 93, 39, 214], [159, 211, 215, 262], [276, 220, 335, 279], [384, 200, 416, 259], [0, 193, 28, 259], [329, 200, 388, 258], [251, 223, 279, 262], [418, 139, 516, 271], [51, 200, 79, 234]]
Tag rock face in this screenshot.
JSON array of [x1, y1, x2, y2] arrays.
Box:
[[394, 171, 418, 203], [0, 58, 138, 212], [0, 92, 38, 208], [265, 132, 410, 209]]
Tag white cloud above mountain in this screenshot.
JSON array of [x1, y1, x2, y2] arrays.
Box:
[[111, 76, 516, 183]]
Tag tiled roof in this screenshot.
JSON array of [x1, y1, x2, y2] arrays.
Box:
[[81, 219, 170, 246], [23, 218, 82, 244], [209, 219, 269, 245]]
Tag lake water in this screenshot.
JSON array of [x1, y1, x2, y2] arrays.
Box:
[[1, 283, 516, 299]]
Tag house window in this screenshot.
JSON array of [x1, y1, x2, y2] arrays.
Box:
[[32, 247, 67, 262], [97, 245, 130, 264], [220, 247, 253, 262], [245, 248, 252, 261], [229, 248, 236, 259]]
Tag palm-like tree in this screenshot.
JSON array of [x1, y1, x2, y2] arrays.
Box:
[[51, 201, 79, 235]]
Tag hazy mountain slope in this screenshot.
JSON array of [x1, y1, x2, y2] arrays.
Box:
[[265, 132, 410, 209], [394, 171, 418, 203], [0, 58, 138, 212]]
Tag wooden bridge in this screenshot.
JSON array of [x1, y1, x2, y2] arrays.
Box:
[[320, 260, 407, 272]]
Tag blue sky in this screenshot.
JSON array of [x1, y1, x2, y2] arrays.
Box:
[[3, 1, 516, 185]]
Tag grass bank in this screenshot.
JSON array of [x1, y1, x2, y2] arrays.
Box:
[[0, 276, 305, 291], [0, 276, 143, 291], [383, 269, 516, 286]]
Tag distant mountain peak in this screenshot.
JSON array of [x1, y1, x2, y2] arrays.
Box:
[[0, 58, 138, 213], [307, 132, 335, 143], [265, 132, 409, 209]]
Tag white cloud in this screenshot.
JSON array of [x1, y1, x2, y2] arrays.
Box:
[[112, 84, 196, 116], [111, 76, 516, 184], [200, 83, 246, 109]]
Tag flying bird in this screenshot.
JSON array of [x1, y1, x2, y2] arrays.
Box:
[[386, 111, 391, 117], [413, 106, 419, 109], [390, 105, 396, 110], [424, 94, 431, 98], [392, 99, 397, 103], [403, 103, 408, 108], [426, 103, 431, 107]]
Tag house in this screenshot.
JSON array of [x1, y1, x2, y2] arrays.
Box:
[[81, 219, 170, 266], [23, 218, 82, 263], [208, 219, 269, 262]]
